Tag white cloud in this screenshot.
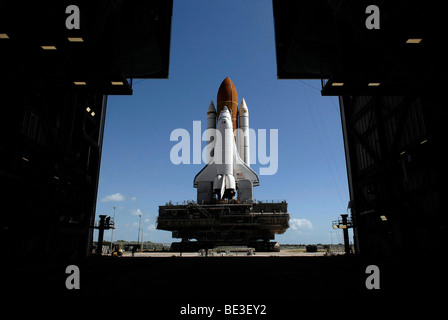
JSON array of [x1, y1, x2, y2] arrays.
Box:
[[144, 218, 150, 223], [289, 218, 313, 232], [131, 208, 143, 216], [131, 197, 137, 201], [101, 193, 125, 202], [147, 224, 156, 231]]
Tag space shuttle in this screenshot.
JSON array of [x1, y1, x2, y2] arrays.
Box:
[[194, 77, 259, 203]]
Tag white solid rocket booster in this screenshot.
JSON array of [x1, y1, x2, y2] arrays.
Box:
[[206, 100, 216, 130], [204, 100, 216, 164], [238, 98, 250, 166]]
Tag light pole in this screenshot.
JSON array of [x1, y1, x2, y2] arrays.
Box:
[[137, 214, 142, 252], [330, 231, 333, 254], [141, 228, 144, 252], [110, 206, 116, 252]]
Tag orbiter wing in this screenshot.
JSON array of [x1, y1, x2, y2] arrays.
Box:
[[232, 143, 259, 186], [193, 161, 216, 187]]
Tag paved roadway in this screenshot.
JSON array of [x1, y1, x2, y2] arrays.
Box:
[[122, 250, 330, 257]]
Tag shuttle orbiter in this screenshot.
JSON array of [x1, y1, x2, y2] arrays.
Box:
[[194, 77, 259, 202]]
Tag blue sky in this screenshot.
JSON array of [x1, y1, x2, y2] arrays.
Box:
[[94, 0, 351, 245]]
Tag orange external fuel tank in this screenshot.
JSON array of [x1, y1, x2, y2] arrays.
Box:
[[216, 77, 239, 132]]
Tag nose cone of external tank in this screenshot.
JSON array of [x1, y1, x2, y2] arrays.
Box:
[[217, 77, 238, 129]]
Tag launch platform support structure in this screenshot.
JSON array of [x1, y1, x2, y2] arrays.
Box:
[[93, 215, 115, 256], [332, 214, 353, 255], [158, 201, 289, 252]]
